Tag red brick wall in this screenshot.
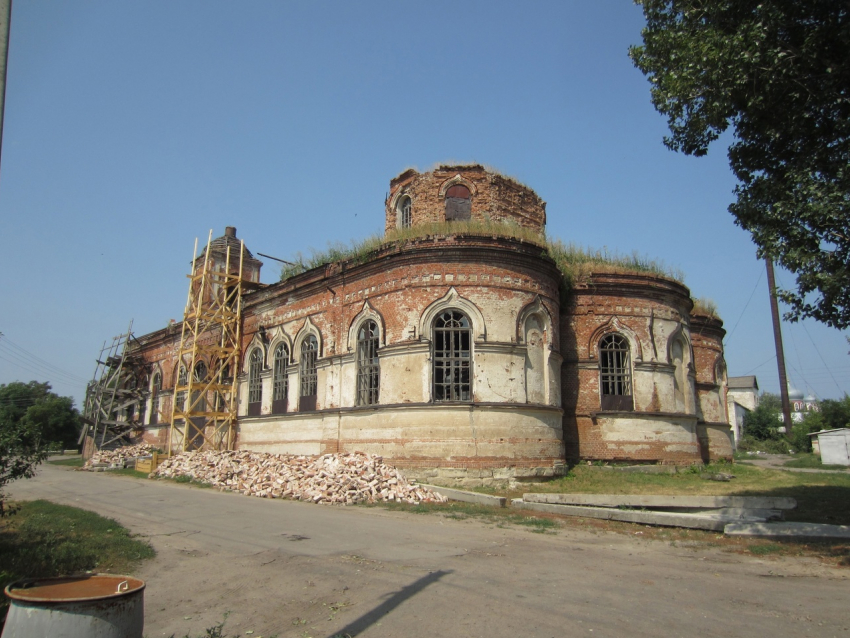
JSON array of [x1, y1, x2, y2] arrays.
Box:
[[385, 165, 546, 233]]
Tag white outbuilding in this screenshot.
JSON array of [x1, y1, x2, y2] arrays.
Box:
[[808, 429, 850, 466]]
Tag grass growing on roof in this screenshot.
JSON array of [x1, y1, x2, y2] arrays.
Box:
[[280, 219, 546, 280], [279, 220, 685, 288], [691, 297, 721, 318], [544, 240, 684, 289]]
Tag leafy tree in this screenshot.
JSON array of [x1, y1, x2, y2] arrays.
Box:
[[817, 394, 850, 429], [0, 382, 82, 515], [742, 392, 782, 440], [630, 1, 850, 328]]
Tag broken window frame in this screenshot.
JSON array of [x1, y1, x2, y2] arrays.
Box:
[[599, 334, 633, 411], [433, 310, 472, 402], [356, 320, 380, 406], [444, 184, 471, 222]]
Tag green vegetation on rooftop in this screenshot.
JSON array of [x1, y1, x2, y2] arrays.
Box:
[[279, 220, 686, 290], [691, 297, 721, 319]]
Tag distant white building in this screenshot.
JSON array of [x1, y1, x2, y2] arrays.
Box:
[[726, 375, 759, 446]]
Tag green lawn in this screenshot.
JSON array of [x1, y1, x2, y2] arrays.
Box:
[[783, 453, 848, 471], [0, 500, 155, 621], [48, 457, 84, 467]]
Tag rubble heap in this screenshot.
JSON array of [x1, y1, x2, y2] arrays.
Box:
[[83, 443, 159, 469], [154, 450, 447, 505]]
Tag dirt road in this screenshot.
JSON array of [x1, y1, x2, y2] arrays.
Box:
[[8, 464, 848, 638]]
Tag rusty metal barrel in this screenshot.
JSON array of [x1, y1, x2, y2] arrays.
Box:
[[2, 574, 145, 638]]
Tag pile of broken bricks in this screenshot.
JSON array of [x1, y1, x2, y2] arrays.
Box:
[[83, 443, 160, 470], [153, 449, 449, 506]]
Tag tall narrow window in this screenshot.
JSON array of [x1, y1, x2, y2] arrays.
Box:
[[399, 196, 412, 229], [192, 362, 208, 412], [175, 365, 188, 413], [433, 310, 472, 401], [599, 334, 633, 411], [150, 372, 161, 424], [272, 343, 289, 414], [356, 320, 380, 406], [299, 335, 318, 411], [248, 349, 263, 416], [445, 184, 471, 221]]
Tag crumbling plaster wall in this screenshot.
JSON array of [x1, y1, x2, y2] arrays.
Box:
[[561, 273, 707, 464], [229, 236, 565, 473], [690, 313, 733, 461]]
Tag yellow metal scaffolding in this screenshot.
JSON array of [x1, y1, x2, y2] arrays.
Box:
[[168, 231, 246, 453]]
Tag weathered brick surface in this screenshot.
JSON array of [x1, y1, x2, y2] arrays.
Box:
[[126, 168, 731, 473], [385, 165, 546, 233]]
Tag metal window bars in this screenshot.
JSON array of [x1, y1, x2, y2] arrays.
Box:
[[356, 320, 380, 406]]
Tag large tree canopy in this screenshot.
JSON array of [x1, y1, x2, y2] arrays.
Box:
[[0, 382, 82, 514], [630, 0, 850, 328]]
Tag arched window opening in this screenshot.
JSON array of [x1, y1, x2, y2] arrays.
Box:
[[433, 310, 472, 402], [672, 338, 687, 413], [299, 335, 318, 411], [272, 343, 289, 414], [150, 372, 162, 425], [599, 334, 633, 411], [248, 349, 263, 416], [356, 320, 380, 406], [524, 314, 546, 404], [445, 184, 471, 221], [175, 365, 188, 413], [399, 196, 412, 229]]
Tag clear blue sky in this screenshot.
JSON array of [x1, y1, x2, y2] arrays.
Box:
[[1, 1, 847, 406]]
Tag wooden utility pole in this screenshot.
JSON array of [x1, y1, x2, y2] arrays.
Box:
[[0, 0, 12, 175], [765, 259, 793, 434]]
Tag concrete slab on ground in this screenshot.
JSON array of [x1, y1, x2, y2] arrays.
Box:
[[523, 493, 797, 510], [512, 500, 768, 531], [724, 522, 850, 540], [421, 484, 506, 507]]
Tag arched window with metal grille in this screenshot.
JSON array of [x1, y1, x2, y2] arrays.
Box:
[[299, 335, 318, 411], [599, 334, 633, 411], [356, 320, 380, 406], [272, 343, 289, 414], [248, 349, 263, 416], [433, 310, 472, 402]]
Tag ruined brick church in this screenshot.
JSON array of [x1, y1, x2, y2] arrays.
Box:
[[128, 165, 733, 482]]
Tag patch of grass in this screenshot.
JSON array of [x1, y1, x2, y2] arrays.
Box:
[[108, 467, 152, 479], [0, 500, 155, 620], [748, 543, 785, 555], [48, 457, 84, 467], [783, 453, 848, 470]]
